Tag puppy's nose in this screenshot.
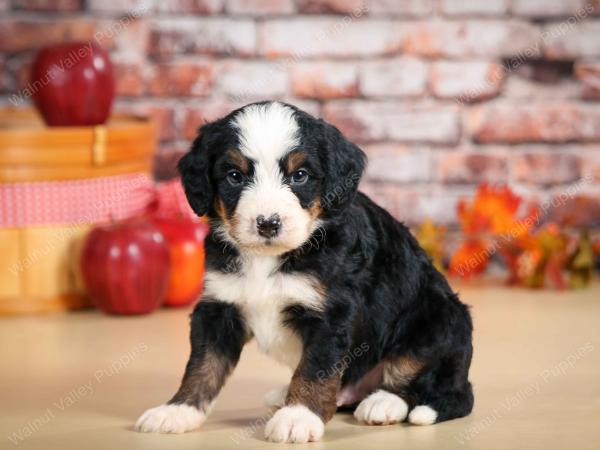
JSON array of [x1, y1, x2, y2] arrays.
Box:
[[256, 214, 281, 238]]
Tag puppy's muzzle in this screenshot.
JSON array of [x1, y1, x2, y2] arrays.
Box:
[[256, 214, 281, 238]]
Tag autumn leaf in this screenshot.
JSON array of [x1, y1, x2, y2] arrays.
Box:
[[449, 239, 489, 278], [415, 218, 446, 273], [457, 183, 537, 237]]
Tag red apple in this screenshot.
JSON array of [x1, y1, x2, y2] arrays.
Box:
[[31, 42, 115, 126], [80, 217, 170, 315], [152, 216, 209, 307]]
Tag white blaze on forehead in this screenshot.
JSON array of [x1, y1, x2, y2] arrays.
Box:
[[231, 102, 301, 218], [227, 102, 315, 254], [232, 102, 299, 165]]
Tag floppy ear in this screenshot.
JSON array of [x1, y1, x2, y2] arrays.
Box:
[[320, 121, 366, 213], [178, 123, 215, 217]]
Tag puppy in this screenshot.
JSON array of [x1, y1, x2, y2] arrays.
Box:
[[135, 101, 473, 443]]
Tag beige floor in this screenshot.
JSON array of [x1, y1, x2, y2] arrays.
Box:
[[1, 283, 600, 450]]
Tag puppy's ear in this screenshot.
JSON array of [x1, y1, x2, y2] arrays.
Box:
[[178, 123, 215, 217], [320, 121, 366, 212]]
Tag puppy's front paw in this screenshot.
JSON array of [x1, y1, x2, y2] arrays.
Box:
[[264, 405, 324, 443], [135, 403, 206, 433], [354, 390, 408, 425]]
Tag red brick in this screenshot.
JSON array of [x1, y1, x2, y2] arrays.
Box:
[[548, 194, 600, 228], [114, 62, 145, 96], [404, 20, 540, 58], [259, 18, 401, 58], [368, 0, 433, 16], [13, 0, 81, 11], [95, 17, 149, 56], [0, 19, 97, 54], [216, 61, 287, 101], [575, 147, 600, 184], [359, 182, 463, 225], [359, 58, 427, 98], [0, 57, 5, 93], [297, 0, 364, 14], [183, 101, 314, 139], [359, 182, 411, 222], [511, 0, 596, 18], [150, 18, 255, 58], [291, 62, 358, 99], [154, 145, 188, 181], [439, 0, 508, 16], [575, 61, 600, 99], [115, 101, 177, 141], [182, 100, 314, 138], [227, 0, 295, 14], [512, 152, 582, 186], [148, 61, 213, 97], [429, 61, 505, 102], [87, 0, 154, 14], [363, 144, 431, 183], [503, 76, 580, 99], [157, 0, 224, 14], [436, 151, 508, 184], [543, 21, 600, 60], [12, 57, 31, 93], [281, 99, 321, 117], [183, 108, 215, 141], [182, 100, 243, 140], [183, 110, 209, 141], [323, 101, 460, 144], [469, 103, 600, 144], [577, 148, 600, 183], [148, 106, 178, 142], [151, 107, 178, 142]]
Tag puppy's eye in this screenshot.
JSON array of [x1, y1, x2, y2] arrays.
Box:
[[290, 169, 309, 186], [226, 170, 244, 186]]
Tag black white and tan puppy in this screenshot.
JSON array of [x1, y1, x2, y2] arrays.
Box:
[[135, 101, 474, 443]]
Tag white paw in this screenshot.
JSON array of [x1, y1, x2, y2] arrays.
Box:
[[264, 384, 288, 409], [408, 405, 438, 426], [135, 403, 206, 433], [353, 390, 409, 425], [264, 405, 324, 443]]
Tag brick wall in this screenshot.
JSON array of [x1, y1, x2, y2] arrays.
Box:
[[1, 0, 600, 226]]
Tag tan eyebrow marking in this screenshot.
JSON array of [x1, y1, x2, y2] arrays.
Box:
[[285, 150, 308, 174], [227, 149, 250, 173], [308, 198, 322, 219]]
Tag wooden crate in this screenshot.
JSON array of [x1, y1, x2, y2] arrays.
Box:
[[0, 108, 156, 314], [0, 225, 91, 314]]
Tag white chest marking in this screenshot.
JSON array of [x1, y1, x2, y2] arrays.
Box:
[[204, 255, 324, 369]]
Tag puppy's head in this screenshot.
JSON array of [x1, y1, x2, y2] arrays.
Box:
[[179, 101, 365, 255]]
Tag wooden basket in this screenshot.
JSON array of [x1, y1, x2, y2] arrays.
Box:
[[0, 108, 155, 182], [0, 108, 156, 315]]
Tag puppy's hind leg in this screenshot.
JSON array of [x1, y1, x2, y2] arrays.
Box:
[[408, 385, 474, 425], [407, 353, 474, 426], [353, 390, 409, 425], [353, 356, 422, 426]]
